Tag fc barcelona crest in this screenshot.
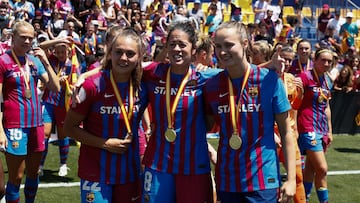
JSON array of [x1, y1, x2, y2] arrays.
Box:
[[12, 141, 19, 149], [86, 192, 95, 202], [248, 87, 259, 98]]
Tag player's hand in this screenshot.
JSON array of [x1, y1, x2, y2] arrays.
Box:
[[71, 76, 86, 107], [278, 180, 296, 203], [0, 130, 7, 152], [104, 134, 133, 154]]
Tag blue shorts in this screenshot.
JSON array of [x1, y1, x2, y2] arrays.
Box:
[[42, 102, 55, 123], [141, 167, 212, 203], [80, 179, 141, 203], [218, 188, 278, 203], [298, 132, 324, 155], [5, 127, 45, 155]]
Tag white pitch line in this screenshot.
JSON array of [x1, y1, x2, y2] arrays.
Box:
[[328, 170, 360, 175], [16, 170, 360, 189]]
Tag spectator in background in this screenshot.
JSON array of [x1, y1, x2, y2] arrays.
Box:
[[208, 0, 225, 22], [255, 21, 273, 45], [0, 4, 11, 32], [333, 65, 353, 93], [253, 0, 268, 24], [57, 20, 81, 45], [340, 12, 358, 54], [86, 4, 108, 33], [13, 0, 35, 21], [262, 9, 276, 40], [101, 0, 117, 26], [187, 0, 205, 27], [327, 9, 344, 38], [294, 0, 304, 30], [229, 1, 241, 22], [205, 3, 221, 37], [47, 10, 65, 39], [315, 26, 341, 53], [317, 4, 333, 40]]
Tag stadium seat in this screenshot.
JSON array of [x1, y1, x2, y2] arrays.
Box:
[[223, 12, 230, 22], [283, 6, 295, 17], [187, 2, 194, 10], [302, 7, 312, 17]]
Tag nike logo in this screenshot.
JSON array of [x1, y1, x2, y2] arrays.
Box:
[[131, 196, 140, 202], [219, 92, 229, 98], [104, 94, 114, 98], [159, 80, 166, 84]]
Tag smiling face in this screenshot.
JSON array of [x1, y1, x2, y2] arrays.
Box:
[[314, 51, 333, 74], [214, 27, 248, 70], [110, 35, 140, 80], [166, 29, 196, 70]]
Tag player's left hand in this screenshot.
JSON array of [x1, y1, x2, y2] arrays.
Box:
[[278, 180, 296, 203]]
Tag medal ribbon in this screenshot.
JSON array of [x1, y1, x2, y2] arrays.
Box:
[[312, 69, 330, 101], [298, 59, 309, 73], [110, 70, 134, 134], [11, 49, 30, 92], [228, 66, 250, 135], [166, 67, 191, 130]]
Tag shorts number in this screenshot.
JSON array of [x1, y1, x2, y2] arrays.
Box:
[[143, 171, 153, 192], [9, 129, 23, 141], [82, 180, 101, 192]]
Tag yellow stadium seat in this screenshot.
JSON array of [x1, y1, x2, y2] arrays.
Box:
[[302, 7, 312, 17], [202, 3, 208, 13], [223, 12, 231, 22], [187, 2, 194, 10], [283, 6, 295, 17]]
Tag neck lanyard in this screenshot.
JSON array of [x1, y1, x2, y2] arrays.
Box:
[[11, 49, 31, 99], [298, 58, 309, 73], [110, 70, 134, 135], [312, 69, 330, 103], [227, 65, 250, 150], [164, 67, 191, 142]]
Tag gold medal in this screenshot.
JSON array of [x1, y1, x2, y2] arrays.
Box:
[[25, 89, 31, 99], [318, 95, 324, 103], [165, 128, 177, 142], [229, 133, 242, 150]]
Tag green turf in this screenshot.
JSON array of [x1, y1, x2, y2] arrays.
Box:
[[0, 134, 358, 202]]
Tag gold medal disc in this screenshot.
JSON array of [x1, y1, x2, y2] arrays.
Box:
[[165, 128, 177, 142], [25, 89, 31, 99], [318, 95, 324, 103], [229, 134, 242, 150]]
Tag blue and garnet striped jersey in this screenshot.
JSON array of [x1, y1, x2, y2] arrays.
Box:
[[142, 62, 220, 175], [297, 70, 333, 135], [0, 51, 46, 128], [204, 64, 291, 192], [71, 69, 148, 184]]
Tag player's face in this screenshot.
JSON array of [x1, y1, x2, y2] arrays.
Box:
[[166, 29, 195, 70], [111, 35, 139, 76], [251, 45, 266, 65], [214, 27, 247, 69], [280, 51, 295, 74], [12, 26, 34, 56], [297, 42, 311, 58], [314, 52, 333, 73], [55, 45, 68, 62]]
